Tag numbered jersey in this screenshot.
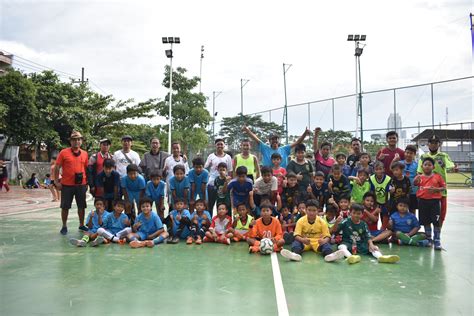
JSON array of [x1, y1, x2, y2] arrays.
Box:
[[248, 217, 283, 241]]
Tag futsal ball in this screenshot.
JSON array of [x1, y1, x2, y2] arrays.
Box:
[[259, 238, 274, 255]]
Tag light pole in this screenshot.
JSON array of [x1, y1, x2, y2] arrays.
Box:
[[162, 36, 180, 153], [240, 79, 250, 123], [212, 91, 222, 141], [199, 45, 204, 93], [282, 63, 292, 144], [347, 34, 366, 144]]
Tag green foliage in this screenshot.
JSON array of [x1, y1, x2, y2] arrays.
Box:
[[219, 114, 285, 151], [156, 66, 211, 154], [363, 141, 386, 158]]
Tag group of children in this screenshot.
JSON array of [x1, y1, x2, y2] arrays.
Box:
[[69, 133, 448, 266]]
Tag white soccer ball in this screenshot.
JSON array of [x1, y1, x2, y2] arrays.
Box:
[[259, 238, 274, 255]]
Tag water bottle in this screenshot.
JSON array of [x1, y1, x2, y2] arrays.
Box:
[[352, 240, 357, 255]]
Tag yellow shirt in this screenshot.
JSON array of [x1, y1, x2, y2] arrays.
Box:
[[294, 215, 330, 240]]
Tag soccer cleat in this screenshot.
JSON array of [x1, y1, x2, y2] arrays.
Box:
[[78, 225, 89, 232], [90, 236, 105, 247], [69, 238, 86, 247], [195, 237, 202, 245], [144, 240, 154, 248], [225, 238, 231, 245], [434, 240, 442, 250], [378, 255, 400, 263], [324, 249, 345, 262], [280, 249, 302, 262], [130, 240, 145, 248], [60, 227, 68, 235], [347, 255, 361, 264], [417, 239, 431, 247], [167, 236, 179, 244]]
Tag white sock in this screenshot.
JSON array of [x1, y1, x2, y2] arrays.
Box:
[[371, 250, 382, 259], [338, 244, 352, 258], [97, 228, 114, 240], [116, 227, 132, 239]]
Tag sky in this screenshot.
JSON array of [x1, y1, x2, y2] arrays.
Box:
[[0, 0, 472, 140]]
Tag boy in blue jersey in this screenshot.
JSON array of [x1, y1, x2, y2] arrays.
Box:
[[121, 164, 146, 221], [388, 199, 428, 246], [169, 165, 190, 208], [189, 199, 212, 244], [336, 153, 352, 178], [69, 198, 107, 247], [188, 157, 209, 212], [307, 171, 329, 209], [145, 171, 166, 219], [168, 198, 193, 244], [95, 159, 120, 211], [226, 166, 255, 215], [128, 198, 169, 248], [97, 200, 131, 243], [328, 164, 350, 203], [392, 145, 418, 214]]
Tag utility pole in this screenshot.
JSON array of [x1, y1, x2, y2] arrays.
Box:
[[282, 63, 292, 144], [199, 45, 204, 93], [72, 67, 88, 84], [212, 91, 222, 141], [240, 79, 250, 123]]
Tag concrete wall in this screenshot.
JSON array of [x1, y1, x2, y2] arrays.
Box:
[[6, 161, 51, 182]]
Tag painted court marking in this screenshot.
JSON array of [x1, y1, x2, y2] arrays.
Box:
[[271, 252, 289, 316]]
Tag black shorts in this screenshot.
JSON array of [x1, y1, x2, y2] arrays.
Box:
[[418, 198, 440, 226], [409, 194, 418, 212], [60, 185, 87, 210]]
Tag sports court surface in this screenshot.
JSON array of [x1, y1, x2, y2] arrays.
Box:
[[0, 187, 473, 315]]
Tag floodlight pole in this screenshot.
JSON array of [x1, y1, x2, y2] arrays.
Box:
[[240, 79, 250, 123], [212, 91, 222, 141], [283, 63, 292, 144], [199, 45, 204, 93], [348, 35, 366, 144], [168, 42, 174, 154], [357, 43, 363, 144]]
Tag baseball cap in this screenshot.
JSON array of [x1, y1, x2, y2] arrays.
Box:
[[121, 135, 133, 141], [428, 135, 440, 143], [69, 131, 83, 139], [99, 138, 111, 145]]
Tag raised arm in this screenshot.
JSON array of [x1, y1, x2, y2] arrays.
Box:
[[291, 127, 311, 148], [312, 127, 321, 152], [242, 126, 262, 144]]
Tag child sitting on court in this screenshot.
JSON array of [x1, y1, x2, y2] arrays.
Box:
[[279, 206, 295, 244], [280, 199, 346, 262], [204, 203, 233, 245], [168, 198, 193, 244], [69, 198, 107, 247], [332, 203, 400, 264], [145, 171, 166, 219], [388, 198, 428, 246], [188, 157, 209, 211], [281, 172, 300, 211], [253, 166, 278, 208], [322, 204, 343, 244], [247, 202, 285, 253], [335, 194, 351, 218], [370, 161, 391, 229], [189, 199, 212, 244], [128, 198, 169, 248], [95, 159, 120, 211], [414, 157, 446, 250], [307, 171, 329, 209], [349, 168, 371, 204], [293, 200, 307, 223], [121, 164, 146, 219], [169, 165, 191, 208], [360, 192, 387, 243], [271, 153, 287, 195], [97, 200, 131, 243], [226, 166, 254, 215], [328, 164, 350, 203], [388, 162, 411, 215], [336, 153, 352, 178], [233, 203, 255, 242]]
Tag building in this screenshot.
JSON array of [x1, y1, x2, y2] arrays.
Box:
[[0, 51, 13, 76], [387, 113, 402, 134]]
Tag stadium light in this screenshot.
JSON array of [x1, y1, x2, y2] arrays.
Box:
[[163, 36, 180, 153]]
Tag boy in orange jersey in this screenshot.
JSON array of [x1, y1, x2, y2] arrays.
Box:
[[247, 202, 285, 253]]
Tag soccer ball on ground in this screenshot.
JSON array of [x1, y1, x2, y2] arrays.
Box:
[[259, 238, 274, 255]]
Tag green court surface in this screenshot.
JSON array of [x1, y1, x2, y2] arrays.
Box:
[[0, 195, 473, 315]]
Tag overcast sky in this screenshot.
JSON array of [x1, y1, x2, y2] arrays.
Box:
[[1, 0, 472, 139]]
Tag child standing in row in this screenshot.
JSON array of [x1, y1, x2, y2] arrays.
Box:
[[233, 138, 260, 182], [271, 153, 287, 195], [145, 171, 166, 219], [370, 161, 391, 229], [96, 159, 120, 211], [287, 144, 314, 194], [188, 157, 209, 211]]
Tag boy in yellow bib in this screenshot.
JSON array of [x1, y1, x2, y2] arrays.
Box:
[[233, 138, 260, 181]]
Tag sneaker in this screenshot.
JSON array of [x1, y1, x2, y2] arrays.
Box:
[[144, 240, 154, 248], [69, 238, 86, 247], [195, 237, 202, 245], [280, 249, 302, 262], [347, 255, 361, 264], [417, 239, 431, 247], [167, 236, 174, 243], [130, 240, 145, 248], [90, 236, 105, 247], [186, 236, 194, 245], [434, 240, 442, 250], [378, 255, 400, 263], [167, 236, 179, 244], [324, 249, 345, 262], [225, 238, 231, 245], [60, 227, 68, 235], [78, 225, 89, 232], [283, 232, 294, 245]]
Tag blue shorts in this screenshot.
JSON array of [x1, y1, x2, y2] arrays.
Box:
[[138, 231, 148, 241], [379, 204, 389, 216], [370, 230, 384, 237]]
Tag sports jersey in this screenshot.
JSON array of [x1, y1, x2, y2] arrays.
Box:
[[351, 164, 374, 177], [204, 153, 232, 186], [234, 214, 254, 234], [272, 167, 287, 194], [170, 209, 193, 237], [96, 170, 120, 199], [390, 176, 411, 202], [121, 174, 146, 204], [350, 180, 371, 204], [328, 175, 350, 201], [361, 208, 379, 232], [248, 217, 283, 240], [339, 218, 372, 254], [400, 159, 418, 194], [416, 173, 445, 200], [294, 215, 330, 240], [136, 211, 163, 236], [390, 212, 420, 233], [417, 151, 454, 197], [281, 185, 300, 209], [309, 182, 329, 206], [169, 175, 191, 203], [214, 176, 231, 207], [103, 212, 129, 235], [188, 168, 209, 200], [286, 159, 314, 192], [341, 164, 352, 178], [210, 215, 232, 234], [259, 142, 292, 168], [227, 178, 253, 205], [322, 215, 336, 229], [145, 180, 166, 201], [254, 176, 278, 196], [314, 151, 336, 177], [369, 174, 391, 204], [191, 210, 212, 228], [163, 156, 189, 183], [234, 154, 258, 178], [376, 147, 405, 177], [85, 210, 108, 233]]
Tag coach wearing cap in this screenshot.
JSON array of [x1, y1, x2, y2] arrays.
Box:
[[87, 138, 113, 197], [54, 131, 89, 235], [242, 126, 310, 168], [140, 137, 170, 181], [113, 135, 141, 177]]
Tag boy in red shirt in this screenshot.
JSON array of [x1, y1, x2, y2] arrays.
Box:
[[376, 131, 405, 177], [414, 157, 446, 250], [204, 203, 233, 245], [271, 153, 287, 195], [248, 202, 285, 253]]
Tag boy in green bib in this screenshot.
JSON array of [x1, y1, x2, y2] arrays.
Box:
[[369, 161, 391, 229]]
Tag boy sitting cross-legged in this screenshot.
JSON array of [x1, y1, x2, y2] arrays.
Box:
[[247, 202, 285, 253], [97, 199, 132, 243], [69, 197, 108, 247], [189, 199, 212, 245], [204, 203, 234, 245], [387, 198, 428, 246], [280, 199, 346, 262], [128, 198, 169, 248]]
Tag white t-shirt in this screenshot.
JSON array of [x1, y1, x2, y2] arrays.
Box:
[[163, 156, 189, 183], [205, 153, 233, 186], [254, 176, 278, 196], [113, 150, 141, 177]]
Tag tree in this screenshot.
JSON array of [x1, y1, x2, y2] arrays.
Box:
[[156, 66, 211, 154], [219, 114, 285, 152]]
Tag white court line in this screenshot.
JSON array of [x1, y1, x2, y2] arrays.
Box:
[[271, 252, 289, 316], [448, 201, 474, 209]]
